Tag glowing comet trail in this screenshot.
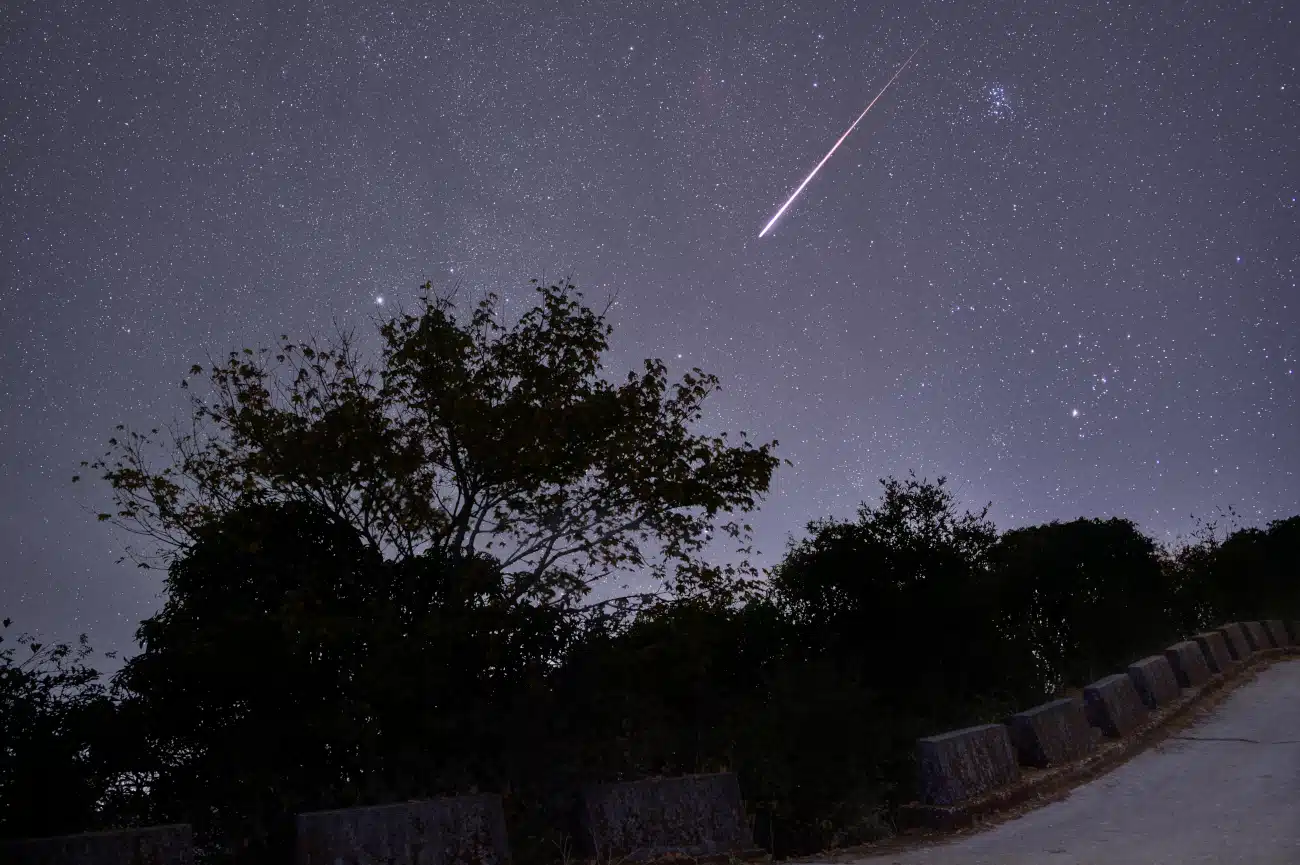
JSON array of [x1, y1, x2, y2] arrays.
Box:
[[759, 42, 926, 238]]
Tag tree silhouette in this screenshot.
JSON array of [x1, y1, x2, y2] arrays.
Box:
[[991, 517, 1175, 691], [0, 621, 121, 839], [80, 280, 780, 607]]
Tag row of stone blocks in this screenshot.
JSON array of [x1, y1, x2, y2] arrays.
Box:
[[916, 619, 1296, 807], [0, 774, 768, 865]]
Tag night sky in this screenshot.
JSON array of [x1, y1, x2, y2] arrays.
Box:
[[2, 1, 1297, 654]]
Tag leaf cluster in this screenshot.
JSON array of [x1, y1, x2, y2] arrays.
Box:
[[80, 281, 780, 609]]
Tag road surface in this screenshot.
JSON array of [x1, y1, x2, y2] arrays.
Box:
[[849, 658, 1300, 865]]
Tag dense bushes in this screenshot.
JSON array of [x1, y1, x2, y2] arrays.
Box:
[[1174, 516, 1300, 623], [991, 517, 1185, 692], [6, 484, 1296, 862], [0, 625, 125, 839]]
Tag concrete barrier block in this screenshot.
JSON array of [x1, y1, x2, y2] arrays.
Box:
[[1217, 623, 1251, 660], [1005, 697, 1095, 768], [1264, 619, 1291, 648], [1127, 655, 1181, 709], [917, 724, 1020, 806], [1165, 641, 1212, 687], [296, 795, 509, 865], [0, 825, 193, 865], [578, 772, 761, 862], [1193, 631, 1236, 674], [1083, 673, 1150, 737], [1242, 621, 1270, 652]]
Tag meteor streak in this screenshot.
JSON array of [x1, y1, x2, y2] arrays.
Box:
[[759, 42, 926, 238]]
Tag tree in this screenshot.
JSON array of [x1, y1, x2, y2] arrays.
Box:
[[1175, 515, 1300, 623], [80, 280, 780, 607], [113, 500, 572, 862], [111, 502, 384, 859], [82, 280, 779, 861], [0, 621, 120, 840], [991, 517, 1175, 691], [768, 474, 1035, 708]]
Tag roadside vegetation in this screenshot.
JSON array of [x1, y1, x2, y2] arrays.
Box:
[[6, 281, 1297, 863]]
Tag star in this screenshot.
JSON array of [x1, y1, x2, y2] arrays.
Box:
[[3, 0, 1296, 660]]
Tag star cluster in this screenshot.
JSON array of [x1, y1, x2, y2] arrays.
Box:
[[1, 0, 1296, 651]]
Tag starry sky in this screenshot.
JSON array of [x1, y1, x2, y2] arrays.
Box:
[[2, 0, 1297, 654]]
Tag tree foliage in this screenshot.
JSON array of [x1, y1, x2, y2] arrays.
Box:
[[112, 500, 582, 861], [0, 621, 121, 840], [768, 474, 1040, 709], [991, 517, 1176, 691], [81, 280, 780, 606], [1173, 515, 1300, 625]]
